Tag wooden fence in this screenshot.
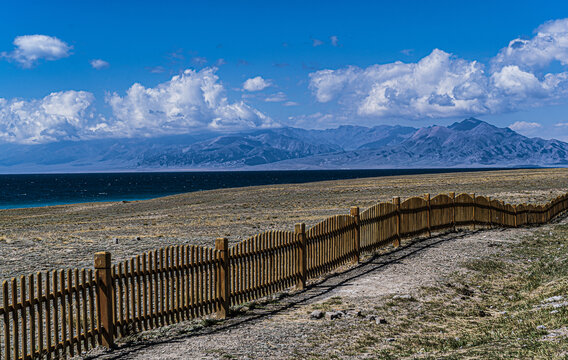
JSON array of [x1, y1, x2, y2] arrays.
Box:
[[2, 191, 568, 359]]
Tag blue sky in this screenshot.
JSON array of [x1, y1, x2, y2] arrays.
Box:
[[2, 0, 568, 144]]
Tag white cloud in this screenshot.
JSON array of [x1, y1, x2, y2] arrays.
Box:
[[312, 38, 323, 47], [310, 49, 494, 119], [492, 18, 568, 71], [555, 122, 568, 127], [107, 68, 275, 136], [330, 36, 339, 47], [283, 101, 299, 106], [309, 44, 568, 120], [264, 92, 287, 102], [243, 76, 271, 91], [0, 68, 275, 144], [508, 121, 542, 132], [90, 59, 109, 70], [1, 35, 71, 68], [0, 91, 95, 143]]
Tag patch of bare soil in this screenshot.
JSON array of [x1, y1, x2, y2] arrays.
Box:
[[82, 217, 558, 360]]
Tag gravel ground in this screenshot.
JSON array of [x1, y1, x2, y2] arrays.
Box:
[[81, 215, 562, 359], [1, 168, 567, 282]]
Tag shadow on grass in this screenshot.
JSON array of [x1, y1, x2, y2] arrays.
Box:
[[87, 221, 555, 359]]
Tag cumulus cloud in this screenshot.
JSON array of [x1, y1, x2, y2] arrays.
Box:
[[90, 59, 109, 70], [0, 91, 95, 143], [1, 35, 71, 68], [107, 68, 275, 136], [243, 76, 271, 91], [309, 44, 568, 120], [0, 68, 275, 144], [492, 18, 568, 71], [508, 121, 542, 131]]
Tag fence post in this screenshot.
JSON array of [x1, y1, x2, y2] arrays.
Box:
[[425, 193, 431, 237], [350, 206, 360, 264], [393, 197, 401, 247], [215, 238, 230, 319], [472, 193, 476, 230], [449, 192, 456, 232], [295, 223, 307, 290], [488, 196, 492, 228], [94, 252, 114, 348]]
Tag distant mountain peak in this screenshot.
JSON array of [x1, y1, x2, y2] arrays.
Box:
[[448, 117, 484, 131]]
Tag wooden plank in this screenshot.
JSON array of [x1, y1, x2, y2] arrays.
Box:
[[81, 270, 88, 352], [148, 252, 154, 329], [136, 255, 142, 330], [197, 247, 203, 316], [60, 270, 67, 358], [3, 281, 9, 360], [67, 269, 74, 357], [130, 258, 137, 331], [185, 246, 191, 319], [142, 253, 148, 330], [164, 248, 170, 324], [73, 269, 81, 355], [175, 246, 181, 322], [117, 264, 124, 336], [154, 249, 161, 326], [190, 246, 196, 318], [88, 269, 95, 349], [179, 247, 185, 320], [28, 274, 35, 358], [37, 273, 44, 359], [20, 276, 27, 360]]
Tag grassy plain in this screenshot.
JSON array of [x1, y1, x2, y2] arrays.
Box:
[[0, 168, 567, 281]]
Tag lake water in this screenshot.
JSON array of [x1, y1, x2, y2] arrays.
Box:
[[0, 168, 503, 209]]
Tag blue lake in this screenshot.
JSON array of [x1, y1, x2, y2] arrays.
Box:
[[0, 168, 506, 209]]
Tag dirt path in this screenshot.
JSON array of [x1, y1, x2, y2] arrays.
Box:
[[83, 217, 555, 359]]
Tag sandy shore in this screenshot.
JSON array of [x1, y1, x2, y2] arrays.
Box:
[[1, 168, 567, 281]]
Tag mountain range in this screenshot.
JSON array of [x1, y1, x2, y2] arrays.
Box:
[[0, 118, 566, 173]]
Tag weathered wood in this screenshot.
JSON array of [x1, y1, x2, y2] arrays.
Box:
[[37, 272, 44, 359], [3, 281, 9, 360], [215, 238, 230, 318], [94, 252, 114, 348], [295, 223, 307, 290], [393, 197, 401, 247], [350, 207, 360, 263]]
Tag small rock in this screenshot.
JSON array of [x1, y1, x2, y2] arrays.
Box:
[[136, 236, 141, 241], [375, 318, 388, 325], [114, 238, 119, 244], [346, 310, 362, 318], [393, 294, 413, 300], [551, 310, 559, 314], [386, 338, 396, 342], [366, 315, 377, 321], [537, 325, 547, 330], [544, 295, 564, 303], [310, 310, 324, 320], [325, 311, 343, 320]]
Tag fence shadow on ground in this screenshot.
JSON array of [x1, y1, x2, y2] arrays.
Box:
[[2, 191, 568, 359], [87, 229, 494, 359]]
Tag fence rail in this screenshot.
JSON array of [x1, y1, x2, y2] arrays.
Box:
[[2, 191, 568, 359]]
